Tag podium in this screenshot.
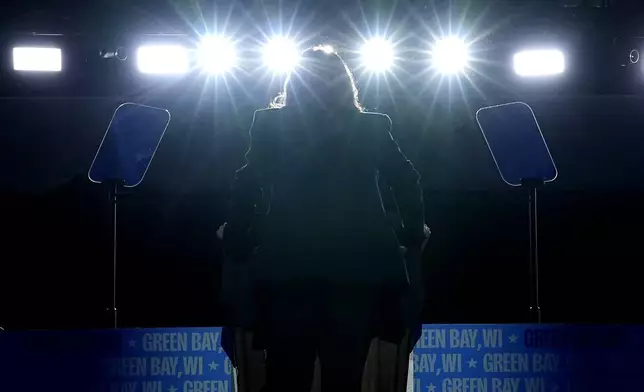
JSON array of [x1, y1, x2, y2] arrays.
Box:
[[231, 329, 415, 392]]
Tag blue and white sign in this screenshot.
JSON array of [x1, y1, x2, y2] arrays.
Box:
[[0, 327, 233, 392], [412, 325, 642, 392], [1, 325, 643, 392]]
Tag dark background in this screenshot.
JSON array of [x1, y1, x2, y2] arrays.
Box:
[[2, 0, 644, 329]]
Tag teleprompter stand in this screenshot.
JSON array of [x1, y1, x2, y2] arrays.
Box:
[[88, 103, 171, 329], [476, 101, 557, 324]]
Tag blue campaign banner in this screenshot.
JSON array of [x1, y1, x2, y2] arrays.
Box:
[[412, 325, 643, 392], [0, 327, 233, 392], [2, 324, 644, 392]]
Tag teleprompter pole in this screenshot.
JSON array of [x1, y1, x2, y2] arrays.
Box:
[[521, 178, 544, 324]]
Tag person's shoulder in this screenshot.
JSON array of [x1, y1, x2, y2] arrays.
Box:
[[253, 107, 282, 121], [358, 111, 392, 129], [359, 111, 391, 122], [251, 108, 284, 136], [360, 110, 389, 118]]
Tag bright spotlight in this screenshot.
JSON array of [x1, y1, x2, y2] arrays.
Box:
[[432, 37, 469, 75], [198, 36, 237, 74], [13, 47, 62, 72], [136, 45, 189, 74], [513, 49, 565, 77], [263, 37, 299, 73], [360, 38, 394, 72]]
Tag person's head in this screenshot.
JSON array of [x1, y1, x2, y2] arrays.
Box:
[[271, 46, 363, 112]]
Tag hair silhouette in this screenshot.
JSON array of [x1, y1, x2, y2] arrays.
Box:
[[271, 46, 363, 112]]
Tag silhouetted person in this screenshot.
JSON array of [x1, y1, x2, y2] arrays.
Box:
[[224, 46, 427, 392], [378, 174, 430, 355]]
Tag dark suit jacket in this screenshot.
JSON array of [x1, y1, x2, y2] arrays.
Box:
[[225, 107, 425, 290]]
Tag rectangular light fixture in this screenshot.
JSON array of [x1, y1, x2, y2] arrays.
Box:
[[513, 49, 565, 77], [13, 47, 62, 72], [136, 45, 189, 74]]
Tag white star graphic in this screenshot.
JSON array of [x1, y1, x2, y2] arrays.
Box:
[[467, 358, 477, 368], [208, 361, 219, 371], [427, 383, 436, 392], [128, 340, 136, 348], [509, 334, 518, 344], [167, 386, 178, 392]]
